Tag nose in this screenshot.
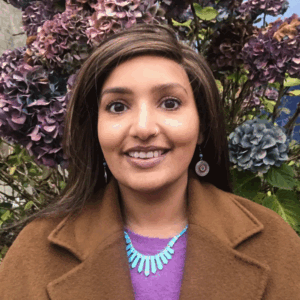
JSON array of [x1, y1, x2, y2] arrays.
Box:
[[130, 102, 158, 139]]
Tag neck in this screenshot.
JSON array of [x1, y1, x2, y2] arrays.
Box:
[[118, 172, 189, 238]]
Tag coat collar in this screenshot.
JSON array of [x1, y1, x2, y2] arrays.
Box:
[[46, 169, 270, 299]]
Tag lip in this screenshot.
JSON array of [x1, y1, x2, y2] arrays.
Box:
[[125, 151, 169, 169]]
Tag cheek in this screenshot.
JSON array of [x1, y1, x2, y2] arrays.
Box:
[[167, 118, 199, 145], [97, 121, 123, 150], [97, 121, 103, 144], [97, 122, 110, 150]]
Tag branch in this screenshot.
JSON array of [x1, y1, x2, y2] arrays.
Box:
[[231, 79, 253, 126], [0, 171, 32, 202], [0, 190, 15, 201], [284, 102, 300, 137], [12, 32, 25, 36], [3, 163, 56, 199], [271, 82, 289, 123], [235, 78, 253, 104], [190, 3, 201, 53]]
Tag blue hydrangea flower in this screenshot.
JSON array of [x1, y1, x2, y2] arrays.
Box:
[[228, 118, 291, 173]]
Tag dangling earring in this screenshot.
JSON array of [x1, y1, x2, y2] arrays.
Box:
[[103, 157, 108, 184], [195, 145, 209, 177]]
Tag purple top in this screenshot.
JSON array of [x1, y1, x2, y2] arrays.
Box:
[[124, 227, 188, 300]]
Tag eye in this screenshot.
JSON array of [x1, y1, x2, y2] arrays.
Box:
[[105, 97, 182, 114]]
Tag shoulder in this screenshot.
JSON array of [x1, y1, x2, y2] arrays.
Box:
[[8, 215, 65, 250], [0, 215, 65, 266], [228, 192, 300, 296], [223, 190, 300, 253], [0, 215, 71, 299], [229, 191, 299, 235]]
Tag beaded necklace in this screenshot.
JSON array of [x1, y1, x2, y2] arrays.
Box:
[[124, 225, 188, 277]]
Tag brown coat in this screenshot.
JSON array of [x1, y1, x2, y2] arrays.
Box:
[[1, 168, 300, 299]]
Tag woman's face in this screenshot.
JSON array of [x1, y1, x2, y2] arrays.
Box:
[[97, 55, 203, 192]]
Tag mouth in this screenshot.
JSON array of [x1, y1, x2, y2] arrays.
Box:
[[125, 149, 169, 159], [124, 150, 169, 168]]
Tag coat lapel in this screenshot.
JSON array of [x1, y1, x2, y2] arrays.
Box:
[[46, 169, 270, 300]]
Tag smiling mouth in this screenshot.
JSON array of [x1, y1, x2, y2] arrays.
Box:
[[125, 150, 169, 159]]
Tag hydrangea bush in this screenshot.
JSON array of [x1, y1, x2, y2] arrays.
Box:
[[240, 13, 300, 86], [237, 0, 289, 19], [241, 86, 279, 110], [0, 47, 71, 168]]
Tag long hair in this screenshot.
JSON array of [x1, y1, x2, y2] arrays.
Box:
[[2, 23, 233, 231]]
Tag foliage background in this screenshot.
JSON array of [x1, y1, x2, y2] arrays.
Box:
[[0, 0, 299, 262]]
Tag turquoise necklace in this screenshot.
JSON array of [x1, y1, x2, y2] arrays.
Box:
[[124, 225, 188, 277]]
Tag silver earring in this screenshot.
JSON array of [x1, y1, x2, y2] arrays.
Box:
[[103, 157, 108, 184], [195, 145, 209, 177]]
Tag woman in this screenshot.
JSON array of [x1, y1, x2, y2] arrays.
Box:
[[0, 23, 300, 300]]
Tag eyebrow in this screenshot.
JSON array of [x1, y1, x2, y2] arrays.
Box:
[[100, 83, 188, 100]]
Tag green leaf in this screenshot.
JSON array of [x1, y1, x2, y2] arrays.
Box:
[[239, 74, 248, 85], [231, 168, 256, 186], [295, 181, 300, 192], [288, 160, 295, 166], [252, 192, 267, 205], [0, 245, 9, 257], [260, 114, 269, 120], [264, 163, 297, 190], [17, 148, 26, 161], [279, 107, 291, 115], [0, 210, 11, 222], [263, 190, 300, 232], [194, 5, 218, 21], [288, 90, 300, 96], [269, 82, 281, 90], [235, 177, 262, 200], [289, 139, 298, 149], [226, 72, 248, 85], [284, 77, 300, 87], [198, 33, 205, 40], [9, 166, 17, 175], [261, 98, 276, 113], [14, 144, 23, 154], [24, 201, 34, 211], [262, 195, 277, 210], [21, 154, 32, 162], [59, 181, 67, 190], [215, 79, 223, 93], [231, 168, 261, 199], [28, 167, 39, 177], [193, 3, 202, 12], [226, 73, 236, 81], [171, 19, 192, 27], [40, 168, 52, 180], [7, 156, 19, 166]]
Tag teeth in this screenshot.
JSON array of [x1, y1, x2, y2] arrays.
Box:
[[128, 150, 164, 158]]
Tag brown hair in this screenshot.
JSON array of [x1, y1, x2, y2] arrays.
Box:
[[2, 23, 233, 231]]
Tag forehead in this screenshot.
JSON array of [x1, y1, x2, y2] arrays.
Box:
[[102, 55, 189, 88]]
